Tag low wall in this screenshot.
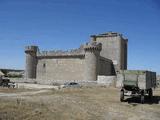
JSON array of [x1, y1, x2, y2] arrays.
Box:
[[11, 76, 121, 88], [116, 74, 124, 88], [97, 75, 116, 86], [11, 78, 98, 86], [10, 78, 36, 84]]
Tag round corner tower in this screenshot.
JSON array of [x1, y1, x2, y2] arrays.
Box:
[[25, 46, 38, 79], [84, 42, 102, 81]]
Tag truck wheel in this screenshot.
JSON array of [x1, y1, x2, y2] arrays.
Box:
[[141, 90, 145, 104], [148, 88, 153, 99], [120, 90, 124, 102]]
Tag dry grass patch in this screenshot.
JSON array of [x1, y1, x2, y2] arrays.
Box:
[[0, 86, 160, 120]]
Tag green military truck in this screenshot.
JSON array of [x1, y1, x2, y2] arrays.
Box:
[[119, 70, 156, 103]]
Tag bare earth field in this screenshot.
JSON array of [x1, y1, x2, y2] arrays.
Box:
[[0, 86, 160, 120]]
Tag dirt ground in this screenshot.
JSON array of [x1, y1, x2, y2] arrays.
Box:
[[0, 86, 160, 120]]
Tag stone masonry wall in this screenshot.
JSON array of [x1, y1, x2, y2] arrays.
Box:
[[93, 36, 121, 71], [92, 32, 128, 71], [98, 57, 112, 76], [36, 57, 85, 81]]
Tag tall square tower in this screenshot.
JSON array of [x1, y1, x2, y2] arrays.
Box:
[[90, 32, 128, 73]]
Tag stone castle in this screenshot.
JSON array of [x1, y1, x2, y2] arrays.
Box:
[[25, 32, 128, 83]]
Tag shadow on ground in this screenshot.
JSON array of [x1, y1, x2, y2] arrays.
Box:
[[124, 96, 160, 105]]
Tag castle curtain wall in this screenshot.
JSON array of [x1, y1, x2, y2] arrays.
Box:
[[36, 56, 85, 81], [98, 57, 113, 76]]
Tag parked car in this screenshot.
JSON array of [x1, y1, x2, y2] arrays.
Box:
[[60, 82, 80, 88]]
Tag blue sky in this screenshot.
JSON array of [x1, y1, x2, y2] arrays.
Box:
[[0, 0, 160, 73]]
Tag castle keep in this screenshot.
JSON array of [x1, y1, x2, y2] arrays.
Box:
[[25, 32, 128, 83]]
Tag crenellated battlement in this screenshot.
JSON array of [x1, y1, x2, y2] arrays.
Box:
[[84, 42, 102, 52], [25, 46, 38, 53], [91, 32, 123, 38], [37, 46, 85, 57]]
